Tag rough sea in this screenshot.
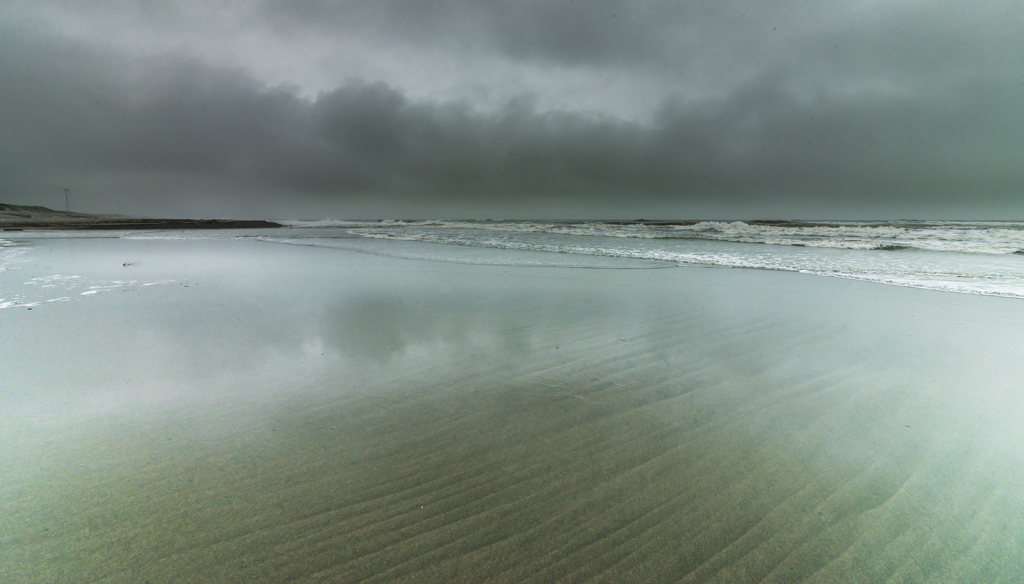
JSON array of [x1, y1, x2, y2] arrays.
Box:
[[273, 219, 1024, 299], [4, 220, 1024, 309]]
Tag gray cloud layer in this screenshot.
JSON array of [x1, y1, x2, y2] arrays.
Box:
[[1, 1, 1022, 218]]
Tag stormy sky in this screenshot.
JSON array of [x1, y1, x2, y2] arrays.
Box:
[[1, 0, 1022, 219]]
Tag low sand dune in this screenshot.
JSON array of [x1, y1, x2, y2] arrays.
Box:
[[0, 203, 280, 230]]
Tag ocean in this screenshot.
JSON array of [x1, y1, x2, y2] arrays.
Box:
[[6, 220, 1023, 307], [297, 219, 1024, 298]]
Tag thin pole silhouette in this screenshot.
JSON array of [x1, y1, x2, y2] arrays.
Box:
[[52, 184, 75, 212]]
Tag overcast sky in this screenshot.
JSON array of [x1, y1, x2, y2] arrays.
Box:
[[1, 0, 1022, 219]]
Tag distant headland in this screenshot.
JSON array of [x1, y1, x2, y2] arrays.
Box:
[[0, 203, 282, 231]]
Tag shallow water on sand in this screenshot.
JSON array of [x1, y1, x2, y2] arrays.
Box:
[[2, 235, 1024, 582]]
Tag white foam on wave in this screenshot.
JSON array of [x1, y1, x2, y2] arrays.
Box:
[[668, 221, 1024, 254], [347, 220, 1024, 255], [354, 229, 1024, 299]]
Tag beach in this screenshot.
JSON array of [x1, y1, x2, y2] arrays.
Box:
[[3, 235, 1024, 582]]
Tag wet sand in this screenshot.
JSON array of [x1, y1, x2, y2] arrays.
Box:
[[3, 237, 1024, 582]]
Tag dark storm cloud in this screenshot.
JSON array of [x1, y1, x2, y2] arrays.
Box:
[[1, 1, 1023, 218], [265, 0, 696, 65], [264, 0, 1024, 86]]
